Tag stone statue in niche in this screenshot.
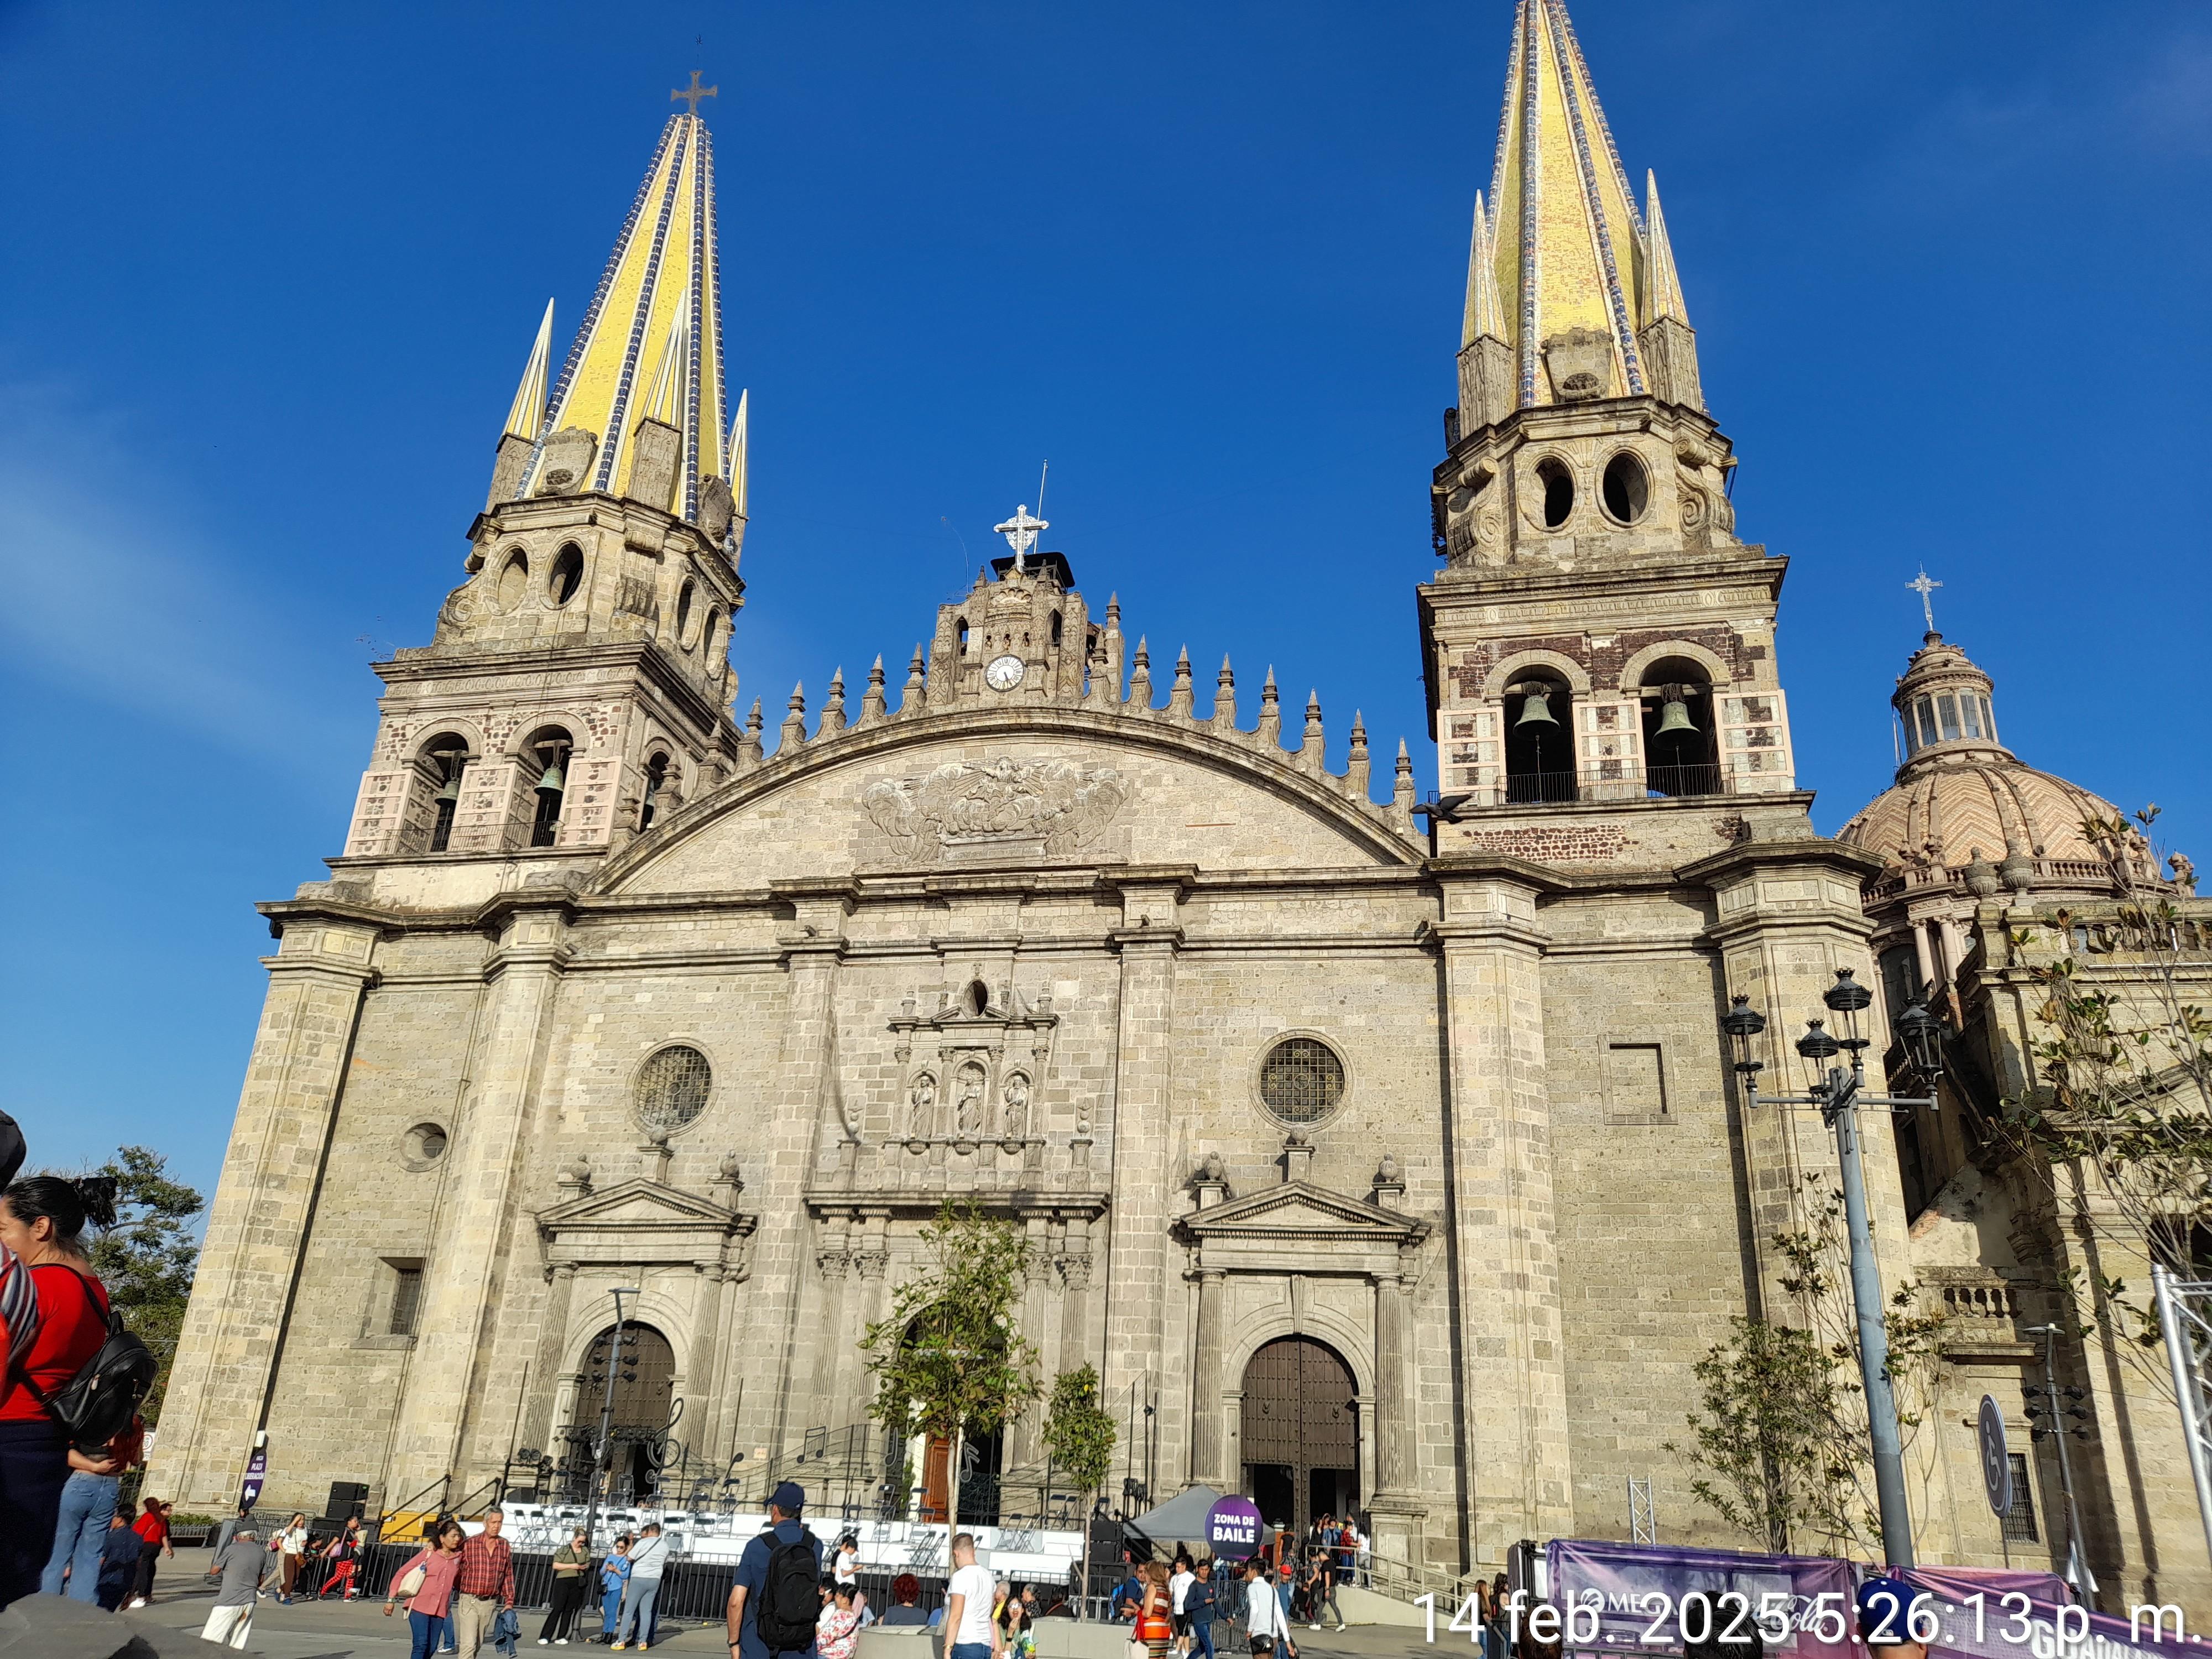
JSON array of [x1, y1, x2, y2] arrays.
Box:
[[908, 1073, 937, 1139], [953, 1062, 988, 1139], [1000, 1072, 1030, 1137]]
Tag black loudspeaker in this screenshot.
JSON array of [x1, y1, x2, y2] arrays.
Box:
[[326, 1481, 369, 1520]]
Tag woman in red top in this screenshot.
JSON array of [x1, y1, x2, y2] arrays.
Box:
[[0, 1173, 118, 1610]]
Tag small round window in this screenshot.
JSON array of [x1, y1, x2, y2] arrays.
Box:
[[400, 1122, 450, 1170], [1258, 1037, 1346, 1126], [1536, 458, 1574, 529], [635, 1045, 712, 1133], [496, 551, 529, 611]]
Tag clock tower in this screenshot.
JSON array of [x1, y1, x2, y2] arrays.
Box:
[[923, 509, 1103, 707]]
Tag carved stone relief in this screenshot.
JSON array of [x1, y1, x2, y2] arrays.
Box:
[[862, 757, 1128, 867]]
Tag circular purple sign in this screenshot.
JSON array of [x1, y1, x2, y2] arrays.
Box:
[[1204, 1495, 1265, 1560]]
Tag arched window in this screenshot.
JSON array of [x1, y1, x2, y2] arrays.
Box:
[[524, 726, 574, 847], [548, 544, 585, 608], [965, 979, 990, 1016], [495, 549, 530, 611], [1504, 672, 1574, 802], [1535, 457, 1575, 529], [1637, 658, 1720, 797], [569, 1323, 677, 1505], [639, 752, 672, 831], [419, 735, 471, 852], [956, 618, 970, 654]]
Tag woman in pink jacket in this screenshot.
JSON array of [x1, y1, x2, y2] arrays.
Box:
[[385, 1520, 466, 1659]]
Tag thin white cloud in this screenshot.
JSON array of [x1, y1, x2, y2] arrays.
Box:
[[0, 377, 358, 767]]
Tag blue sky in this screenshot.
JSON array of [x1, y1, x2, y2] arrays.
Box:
[[3, 0, 2208, 1202]]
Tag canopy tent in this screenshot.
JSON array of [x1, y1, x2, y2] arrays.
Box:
[[1124, 1484, 1223, 1556]]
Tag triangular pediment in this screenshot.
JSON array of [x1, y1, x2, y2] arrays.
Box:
[[537, 1177, 750, 1237], [1178, 1180, 1428, 1246]]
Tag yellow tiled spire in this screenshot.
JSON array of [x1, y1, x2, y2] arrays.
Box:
[[521, 105, 731, 523], [502, 299, 555, 442], [1641, 170, 1689, 327], [1485, 0, 1652, 406], [1461, 192, 1506, 347], [728, 389, 749, 520]]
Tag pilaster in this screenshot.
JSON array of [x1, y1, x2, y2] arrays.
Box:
[[150, 917, 379, 1511], [1431, 866, 1572, 1566]]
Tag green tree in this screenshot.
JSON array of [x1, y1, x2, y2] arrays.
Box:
[[86, 1146, 206, 1424], [860, 1201, 1041, 1548], [1992, 806, 2212, 1405], [1667, 1175, 1947, 1557], [1042, 1365, 1117, 1612]]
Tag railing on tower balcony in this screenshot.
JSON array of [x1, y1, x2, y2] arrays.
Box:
[[1479, 763, 1728, 808]]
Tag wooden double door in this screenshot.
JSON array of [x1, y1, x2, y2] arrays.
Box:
[[1240, 1337, 1358, 1535]]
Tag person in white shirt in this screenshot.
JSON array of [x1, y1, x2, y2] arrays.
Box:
[[943, 1532, 1000, 1659], [612, 1521, 667, 1651], [833, 1535, 860, 1587], [1169, 1558, 1196, 1655], [1242, 1560, 1279, 1656]]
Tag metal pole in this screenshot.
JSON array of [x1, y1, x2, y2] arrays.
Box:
[[2032, 1325, 2093, 1601], [580, 1289, 638, 1560], [1829, 1062, 1915, 1567], [2153, 1265, 2212, 1566]]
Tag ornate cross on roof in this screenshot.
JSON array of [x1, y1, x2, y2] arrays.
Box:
[[1907, 568, 1942, 632], [994, 504, 1047, 571], [671, 71, 718, 116]]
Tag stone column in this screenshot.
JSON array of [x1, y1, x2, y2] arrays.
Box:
[[1687, 838, 1901, 1319], [1366, 1261, 1425, 1569], [1188, 1266, 1227, 1485], [731, 884, 852, 1464], [1098, 872, 1189, 1483], [150, 916, 379, 1512], [1431, 865, 1572, 1568], [387, 893, 574, 1493]]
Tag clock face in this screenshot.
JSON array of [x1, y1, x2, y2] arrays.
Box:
[[984, 654, 1025, 692]]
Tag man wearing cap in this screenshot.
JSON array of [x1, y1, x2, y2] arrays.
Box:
[[727, 1482, 824, 1659], [1856, 1577, 1928, 1659]]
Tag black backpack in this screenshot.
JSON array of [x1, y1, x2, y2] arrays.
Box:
[[15, 1269, 158, 1454], [752, 1526, 821, 1652]]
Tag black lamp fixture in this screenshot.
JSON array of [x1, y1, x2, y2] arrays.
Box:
[[1893, 998, 1944, 1078]]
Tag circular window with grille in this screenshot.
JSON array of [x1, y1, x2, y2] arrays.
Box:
[[634, 1045, 712, 1133], [1256, 1036, 1347, 1127], [399, 1121, 450, 1172]]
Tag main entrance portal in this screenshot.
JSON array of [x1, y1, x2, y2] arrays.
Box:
[[1240, 1337, 1358, 1535]]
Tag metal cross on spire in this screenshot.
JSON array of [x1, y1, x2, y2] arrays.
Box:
[[671, 71, 718, 116], [1908, 568, 1943, 632], [994, 504, 1047, 571]]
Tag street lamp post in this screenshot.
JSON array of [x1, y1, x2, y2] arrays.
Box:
[[578, 1287, 643, 1558], [1721, 969, 1945, 1568]]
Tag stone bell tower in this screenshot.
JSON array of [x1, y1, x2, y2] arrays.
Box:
[[1419, 0, 1794, 826], [341, 104, 750, 865]]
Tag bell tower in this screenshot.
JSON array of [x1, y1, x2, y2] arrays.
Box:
[[342, 98, 750, 864], [1419, 0, 1795, 831]]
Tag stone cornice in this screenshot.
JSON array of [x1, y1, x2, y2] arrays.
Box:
[[1676, 836, 1886, 889], [372, 635, 736, 750]]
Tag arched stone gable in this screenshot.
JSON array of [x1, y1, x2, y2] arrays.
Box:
[[593, 703, 1423, 898]]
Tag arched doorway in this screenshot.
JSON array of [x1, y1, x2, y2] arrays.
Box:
[[566, 1323, 677, 1504], [1240, 1337, 1358, 1535]]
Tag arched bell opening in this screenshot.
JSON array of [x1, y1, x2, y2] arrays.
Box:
[[523, 726, 575, 848], [1504, 672, 1575, 803], [411, 733, 473, 853], [639, 750, 675, 832], [1637, 658, 1721, 797]]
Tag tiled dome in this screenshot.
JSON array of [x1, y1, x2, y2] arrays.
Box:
[[1836, 630, 2145, 894]]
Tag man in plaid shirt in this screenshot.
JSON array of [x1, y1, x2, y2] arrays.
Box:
[[451, 1507, 517, 1657]]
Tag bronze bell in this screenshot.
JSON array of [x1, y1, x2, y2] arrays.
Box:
[[432, 758, 465, 804], [535, 755, 567, 796], [1655, 691, 1697, 737], [1515, 687, 1558, 728]]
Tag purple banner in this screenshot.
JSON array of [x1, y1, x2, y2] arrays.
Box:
[[1206, 1496, 1264, 1561], [1545, 1540, 1857, 1659], [239, 1446, 267, 1511], [1899, 1568, 2212, 1659]]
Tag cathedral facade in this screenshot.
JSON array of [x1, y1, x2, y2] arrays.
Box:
[[153, 0, 2207, 1608]]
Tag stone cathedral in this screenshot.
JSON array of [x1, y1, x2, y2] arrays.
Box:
[[156, 0, 2208, 1604]]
